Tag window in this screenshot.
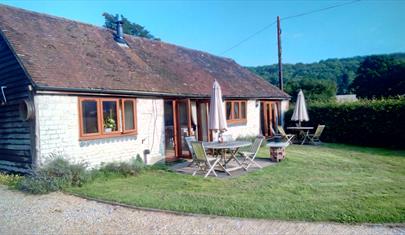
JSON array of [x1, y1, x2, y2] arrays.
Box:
[[79, 97, 137, 139], [225, 100, 247, 124], [233, 102, 240, 119], [102, 99, 119, 133], [122, 99, 137, 132], [241, 102, 246, 119], [81, 99, 99, 135], [226, 102, 232, 120]]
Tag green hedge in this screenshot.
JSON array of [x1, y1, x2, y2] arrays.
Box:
[[285, 98, 405, 149]]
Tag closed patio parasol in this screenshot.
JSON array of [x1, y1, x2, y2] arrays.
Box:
[[291, 89, 309, 127], [208, 80, 227, 141]]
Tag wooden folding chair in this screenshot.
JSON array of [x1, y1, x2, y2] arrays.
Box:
[[191, 141, 229, 178], [221, 134, 233, 142], [238, 136, 264, 170], [277, 126, 295, 144], [308, 125, 325, 145], [185, 136, 197, 165]]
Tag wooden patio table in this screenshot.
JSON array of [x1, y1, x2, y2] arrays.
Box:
[[286, 126, 314, 145], [203, 141, 251, 172]]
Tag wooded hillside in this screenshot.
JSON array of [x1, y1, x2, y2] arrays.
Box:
[[247, 53, 405, 95]]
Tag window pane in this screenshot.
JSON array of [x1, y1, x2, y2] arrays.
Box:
[[82, 100, 98, 134], [102, 101, 118, 132], [124, 100, 135, 130], [226, 102, 232, 120], [241, 102, 246, 119], [233, 102, 240, 119], [178, 102, 188, 126]]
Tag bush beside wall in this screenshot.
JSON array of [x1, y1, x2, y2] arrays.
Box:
[[285, 98, 405, 149], [16, 155, 148, 194], [18, 156, 91, 194]]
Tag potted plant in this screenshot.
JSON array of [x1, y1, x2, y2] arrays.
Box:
[[104, 116, 116, 133]]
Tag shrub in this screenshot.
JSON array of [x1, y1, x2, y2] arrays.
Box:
[[0, 172, 23, 188], [18, 155, 90, 194], [285, 97, 405, 149], [18, 172, 61, 194], [16, 155, 153, 194], [98, 157, 146, 176], [147, 163, 170, 171]]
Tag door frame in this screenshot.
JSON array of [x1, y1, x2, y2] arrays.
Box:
[[195, 99, 211, 142], [174, 99, 192, 158], [164, 99, 193, 159], [164, 98, 212, 160], [261, 101, 281, 137]]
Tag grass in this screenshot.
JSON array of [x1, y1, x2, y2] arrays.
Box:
[[66, 143, 405, 223], [0, 172, 23, 188]]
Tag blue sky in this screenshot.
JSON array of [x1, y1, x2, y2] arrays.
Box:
[[1, 0, 404, 66]]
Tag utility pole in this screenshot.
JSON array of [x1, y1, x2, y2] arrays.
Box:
[[277, 16, 283, 91]]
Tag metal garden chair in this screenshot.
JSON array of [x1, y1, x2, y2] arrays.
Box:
[[277, 126, 295, 144], [238, 136, 264, 170], [191, 141, 228, 178]]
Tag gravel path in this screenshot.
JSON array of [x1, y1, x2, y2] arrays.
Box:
[[0, 186, 404, 235]]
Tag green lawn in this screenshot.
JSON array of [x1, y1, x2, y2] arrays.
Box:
[[67, 144, 405, 223]]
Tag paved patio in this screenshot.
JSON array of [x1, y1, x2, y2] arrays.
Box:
[[170, 157, 277, 178]]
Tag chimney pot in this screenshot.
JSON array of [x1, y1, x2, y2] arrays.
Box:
[[114, 14, 126, 44]]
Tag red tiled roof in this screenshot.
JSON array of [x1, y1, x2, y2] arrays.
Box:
[[0, 5, 289, 99]]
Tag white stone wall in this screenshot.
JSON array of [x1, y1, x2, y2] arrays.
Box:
[[34, 95, 165, 167], [34, 95, 267, 166], [223, 100, 261, 139]]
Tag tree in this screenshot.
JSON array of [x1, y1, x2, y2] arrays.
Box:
[[102, 13, 159, 40], [337, 73, 350, 95], [285, 78, 337, 103], [350, 56, 405, 98], [247, 53, 405, 96]]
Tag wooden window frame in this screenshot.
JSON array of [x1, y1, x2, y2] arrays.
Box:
[[100, 98, 121, 136], [225, 100, 247, 125], [121, 99, 137, 134], [78, 97, 137, 140], [78, 97, 102, 139]]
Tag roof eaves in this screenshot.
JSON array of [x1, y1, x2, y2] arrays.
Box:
[[0, 27, 36, 89], [35, 85, 290, 100]]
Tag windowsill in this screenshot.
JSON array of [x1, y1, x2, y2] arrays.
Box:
[[79, 132, 137, 141]]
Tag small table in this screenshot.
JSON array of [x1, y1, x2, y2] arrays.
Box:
[[266, 142, 289, 162], [204, 141, 251, 172], [287, 126, 314, 145]]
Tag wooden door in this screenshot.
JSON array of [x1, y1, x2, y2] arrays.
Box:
[[174, 99, 192, 158], [261, 101, 280, 137], [164, 100, 176, 160], [164, 99, 191, 160], [196, 100, 210, 142]]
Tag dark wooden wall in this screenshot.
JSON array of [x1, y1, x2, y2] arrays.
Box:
[[0, 35, 34, 173]]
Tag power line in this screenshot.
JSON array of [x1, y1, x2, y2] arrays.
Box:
[[220, 0, 362, 55], [281, 0, 361, 21], [220, 21, 277, 55]]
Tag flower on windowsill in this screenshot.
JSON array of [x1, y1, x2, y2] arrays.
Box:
[[104, 117, 116, 131]]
